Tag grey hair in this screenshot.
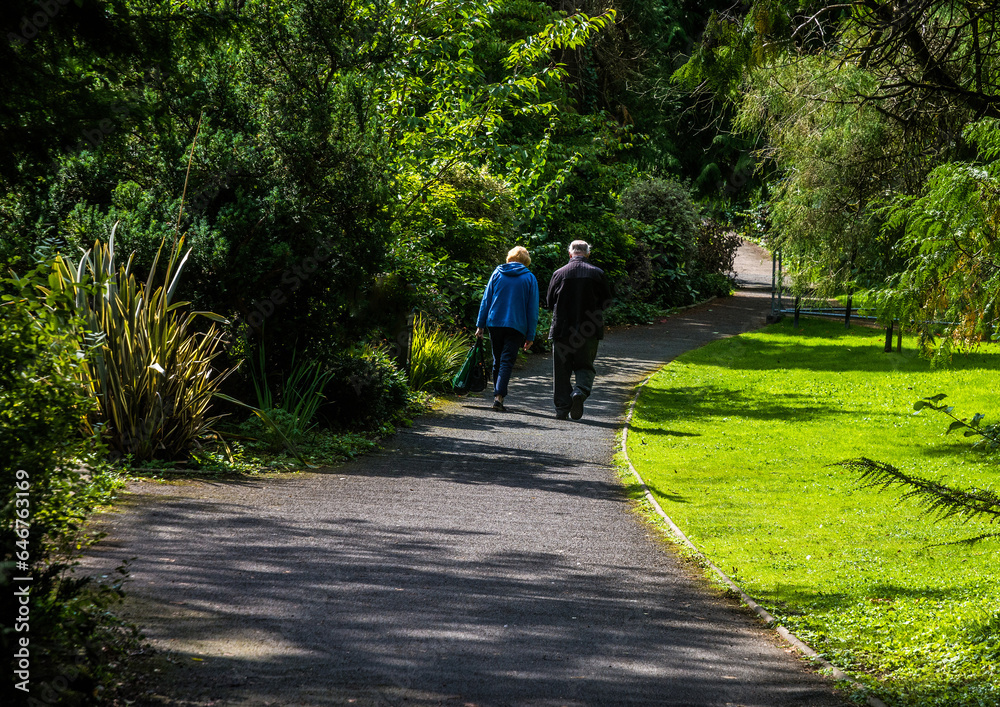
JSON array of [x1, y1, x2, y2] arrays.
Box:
[[568, 240, 590, 256]]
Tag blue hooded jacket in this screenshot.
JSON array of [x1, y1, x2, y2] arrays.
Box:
[[476, 262, 539, 341]]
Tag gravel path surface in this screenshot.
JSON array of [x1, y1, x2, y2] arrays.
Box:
[[84, 244, 853, 706]]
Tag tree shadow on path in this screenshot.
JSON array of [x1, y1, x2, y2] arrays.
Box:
[[83, 289, 854, 706]]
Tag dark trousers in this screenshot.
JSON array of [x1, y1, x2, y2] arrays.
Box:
[[488, 326, 525, 398], [551, 337, 599, 414]]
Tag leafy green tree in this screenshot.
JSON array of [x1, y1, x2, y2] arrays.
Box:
[[735, 56, 910, 299], [669, 0, 833, 200], [877, 119, 1000, 348], [377, 1, 628, 322], [6, 0, 393, 365], [678, 1, 1000, 329]]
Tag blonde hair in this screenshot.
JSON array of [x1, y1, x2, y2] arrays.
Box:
[[506, 245, 531, 266]]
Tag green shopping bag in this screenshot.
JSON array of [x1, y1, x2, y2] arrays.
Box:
[[452, 339, 489, 393]]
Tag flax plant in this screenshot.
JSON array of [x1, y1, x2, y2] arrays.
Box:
[[46, 227, 232, 461]]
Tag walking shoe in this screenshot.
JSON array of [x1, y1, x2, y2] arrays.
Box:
[[570, 392, 585, 420], [492, 395, 506, 412], [555, 410, 569, 420]]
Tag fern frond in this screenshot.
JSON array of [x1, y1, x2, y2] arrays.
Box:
[[838, 457, 1000, 525]]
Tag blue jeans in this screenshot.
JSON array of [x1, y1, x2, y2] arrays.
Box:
[[488, 326, 525, 397]]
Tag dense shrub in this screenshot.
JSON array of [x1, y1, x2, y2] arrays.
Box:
[[382, 166, 518, 333], [238, 407, 313, 454], [0, 262, 126, 703], [695, 218, 743, 276], [692, 271, 736, 299], [316, 345, 412, 431], [617, 177, 703, 307], [619, 177, 701, 247]]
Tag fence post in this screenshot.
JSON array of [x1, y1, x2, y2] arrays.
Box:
[[770, 251, 777, 315], [794, 296, 800, 327], [884, 322, 893, 352], [844, 294, 852, 329], [777, 249, 783, 311]]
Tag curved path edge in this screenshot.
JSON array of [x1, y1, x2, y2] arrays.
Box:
[[620, 374, 889, 707]]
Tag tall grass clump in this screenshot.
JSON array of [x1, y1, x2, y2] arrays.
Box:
[[407, 313, 469, 392], [234, 345, 334, 454]]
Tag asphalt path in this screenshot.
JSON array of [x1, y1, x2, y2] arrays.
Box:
[[84, 243, 853, 706]]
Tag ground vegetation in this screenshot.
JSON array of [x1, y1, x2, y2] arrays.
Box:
[[627, 318, 1000, 706]]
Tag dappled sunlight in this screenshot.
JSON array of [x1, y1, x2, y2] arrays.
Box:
[[87, 486, 826, 705], [79, 290, 853, 706]]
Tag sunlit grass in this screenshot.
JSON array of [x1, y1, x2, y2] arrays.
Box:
[[628, 317, 1000, 707]]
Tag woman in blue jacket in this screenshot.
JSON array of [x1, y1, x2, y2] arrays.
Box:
[[475, 246, 539, 411]]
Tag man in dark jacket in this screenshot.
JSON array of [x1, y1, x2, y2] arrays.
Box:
[[546, 240, 612, 420]]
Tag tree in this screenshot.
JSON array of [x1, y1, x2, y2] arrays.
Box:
[[877, 119, 1000, 347], [735, 56, 910, 299], [4, 0, 394, 364], [679, 1, 1000, 337]]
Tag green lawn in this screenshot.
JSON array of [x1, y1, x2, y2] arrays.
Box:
[[626, 317, 1000, 707]]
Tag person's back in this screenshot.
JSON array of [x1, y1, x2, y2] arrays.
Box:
[[482, 262, 538, 334], [545, 240, 611, 420], [547, 255, 611, 342], [476, 246, 539, 412]]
